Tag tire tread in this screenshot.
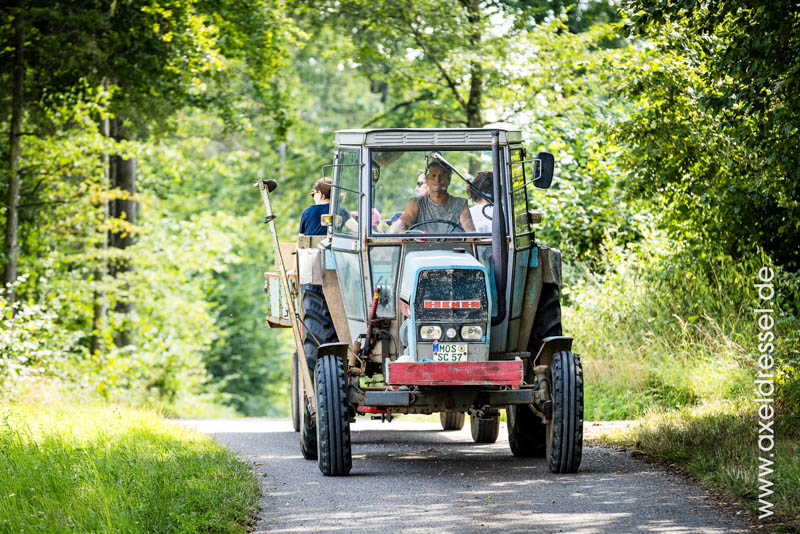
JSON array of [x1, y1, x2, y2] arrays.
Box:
[[315, 355, 352, 476], [547, 351, 583, 473]]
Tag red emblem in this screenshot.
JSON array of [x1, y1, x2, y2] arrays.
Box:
[[423, 300, 480, 309]]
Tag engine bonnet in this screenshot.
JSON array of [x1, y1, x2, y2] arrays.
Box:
[[399, 250, 486, 302]]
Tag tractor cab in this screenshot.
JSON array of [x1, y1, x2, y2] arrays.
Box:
[[258, 127, 583, 477], [326, 128, 550, 361]]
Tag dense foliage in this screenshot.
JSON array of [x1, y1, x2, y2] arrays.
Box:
[[1, 1, 797, 428], [616, 0, 800, 269]]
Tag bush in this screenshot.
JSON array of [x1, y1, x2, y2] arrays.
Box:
[[566, 231, 799, 424], [0, 276, 84, 392]]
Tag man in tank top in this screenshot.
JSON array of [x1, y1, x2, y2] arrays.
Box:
[[388, 161, 475, 234]]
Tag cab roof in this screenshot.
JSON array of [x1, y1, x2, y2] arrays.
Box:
[[334, 127, 522, 148]]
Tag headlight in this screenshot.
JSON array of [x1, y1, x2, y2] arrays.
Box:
[[460, 325, 483, 340], [419, 325, 442, 340]]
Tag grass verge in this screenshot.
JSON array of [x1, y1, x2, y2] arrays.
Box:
[[603, 402, 799, 532], [0, 396, 260, 533]]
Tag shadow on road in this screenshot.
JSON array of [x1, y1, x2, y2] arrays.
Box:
[[180, 418, 751, 534]]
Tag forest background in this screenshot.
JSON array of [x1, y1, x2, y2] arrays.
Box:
[[1, 0, 799, 525]]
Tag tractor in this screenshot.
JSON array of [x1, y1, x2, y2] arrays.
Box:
[[258, 127, 583, 476]]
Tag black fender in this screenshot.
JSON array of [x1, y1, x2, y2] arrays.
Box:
[[532, 336, 573, 368], [317, 342, 349, 361]]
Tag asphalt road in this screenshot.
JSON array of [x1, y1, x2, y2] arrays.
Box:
[[179, 417, 753, 534]]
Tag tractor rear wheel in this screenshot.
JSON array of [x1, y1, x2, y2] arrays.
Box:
[[440, 412, 465, 431], [301, 286, 338, 373], [315, 355, 352, 476], [507, 404, 546, 457], [291, 351, 300, 432], [300, 395, 317, 460], [546, 351, 583, 473], [470, 412, 500, 443]]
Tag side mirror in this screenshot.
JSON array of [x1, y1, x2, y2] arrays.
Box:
[[533, 152, 554, 189], [371, 160, 381, 182]]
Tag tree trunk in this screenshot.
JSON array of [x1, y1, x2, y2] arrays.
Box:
[[109, 118, 136, 348], [91, 111, 110, 354], [465, 0, 483, 129], [3, 0, 25, 301], [466, 60, 483, 128], [278, 141, 287, 182]]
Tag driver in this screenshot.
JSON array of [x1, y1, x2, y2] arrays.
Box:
[[388, 160, 475, 234]]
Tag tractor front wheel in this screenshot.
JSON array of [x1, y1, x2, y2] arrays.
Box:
[[440, 412, 465, 431], [470, 412, 500, 443], [315, 355, 352, 476], [546, 350, 584, 473]]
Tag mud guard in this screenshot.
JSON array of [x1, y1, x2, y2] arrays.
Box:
[[317, 342, 349, 361], [532, 336, 573, 368]]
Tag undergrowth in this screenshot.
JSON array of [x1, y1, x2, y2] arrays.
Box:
[[564, 232, 799, 424], [0, 387, 260, 533]]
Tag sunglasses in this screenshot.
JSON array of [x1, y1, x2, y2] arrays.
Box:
[[310, 189, 317, 197], [416, 181, 425, 186]]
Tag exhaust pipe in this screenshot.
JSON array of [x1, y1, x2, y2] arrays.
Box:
[[491, 131, 507, 326]]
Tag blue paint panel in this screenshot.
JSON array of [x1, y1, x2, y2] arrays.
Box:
[[511, 248, 529, 319], [529, 246, 539, 268], [324, 249, 337, 270]]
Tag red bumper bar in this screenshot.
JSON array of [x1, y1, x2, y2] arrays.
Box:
[[387, 361, 523, 388]]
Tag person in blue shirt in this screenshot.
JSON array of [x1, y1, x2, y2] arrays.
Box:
[[299, 178, 334, 236], [300, 178, 357, 235]]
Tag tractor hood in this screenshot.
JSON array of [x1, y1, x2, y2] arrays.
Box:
[[399, 250, 486, 303]]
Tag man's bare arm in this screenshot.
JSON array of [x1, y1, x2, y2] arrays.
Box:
[[389, 199, 419, 233], [460, 203, 475, 232]]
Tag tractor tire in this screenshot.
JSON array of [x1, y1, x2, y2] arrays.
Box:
[[291, 351, 300, 432], [440, 412, 465, 431], [546, 351, 584, 473], [298, 286, 337, 459], [300, 394, 317, 460], [315, 355, 352, 476], [301, 286, 338, 374], [507, 404, 547, 457], [470, 412, 500, 443], [528, 283, 562, 357]]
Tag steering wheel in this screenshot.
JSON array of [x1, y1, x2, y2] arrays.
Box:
[[407, 218, 465, 233]]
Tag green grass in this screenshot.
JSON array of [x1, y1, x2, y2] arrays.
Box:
[[570, 307, 754, 421], [605, 402, 799, 532], [562, 235, 798, 422], [0, 395, 260, 533]]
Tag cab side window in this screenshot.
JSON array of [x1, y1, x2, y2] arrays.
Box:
[[333, 149, 360, 235], [510, 148, 531, 238]]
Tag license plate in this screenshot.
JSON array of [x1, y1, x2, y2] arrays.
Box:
[[432, 342, 468, 362]]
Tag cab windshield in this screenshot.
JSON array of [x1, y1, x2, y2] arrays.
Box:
[[369, 149, 496, 236]]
